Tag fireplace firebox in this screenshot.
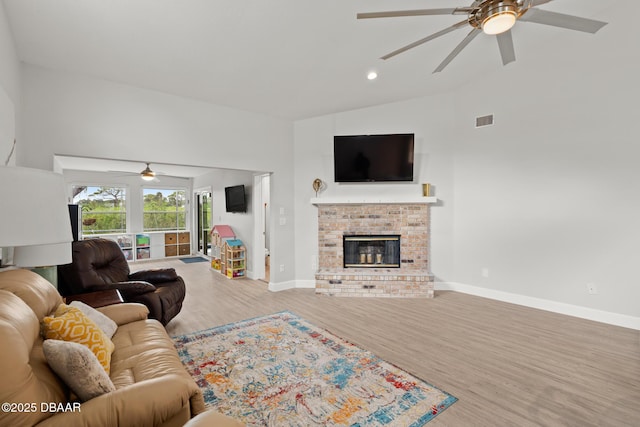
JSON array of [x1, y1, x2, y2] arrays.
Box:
[[343, 235, 400, 268]]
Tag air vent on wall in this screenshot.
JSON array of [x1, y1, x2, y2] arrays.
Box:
[[475, 114, 494, 128]]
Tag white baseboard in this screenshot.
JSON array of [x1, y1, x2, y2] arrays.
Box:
[[294, 280, 316, 289], [436, 282, 640, 331], [268, 279, 315, 292], [266, 279, 639, 330], [268, 280, 296, 292]]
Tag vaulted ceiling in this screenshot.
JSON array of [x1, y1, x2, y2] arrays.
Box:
[[3, 0, 617, 120]]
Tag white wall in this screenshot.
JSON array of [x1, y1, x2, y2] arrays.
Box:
[[450, 6, 640, 320], [193, 168, 255, 275], [293, 6, 639, 326], [0, 86, 14, 165], [19, 65, 296, 283], [0, 2, 20, 165]]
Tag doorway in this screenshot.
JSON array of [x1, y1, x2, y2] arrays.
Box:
[[252, 174, 271, 282], [195, 189, 212, 257]]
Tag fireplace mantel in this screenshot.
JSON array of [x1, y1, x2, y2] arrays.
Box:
[[311, 196, 438, 205]]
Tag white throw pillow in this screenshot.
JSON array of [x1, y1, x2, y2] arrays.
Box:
[[69, 300, 118, 339], [43, 339, 116, 402]]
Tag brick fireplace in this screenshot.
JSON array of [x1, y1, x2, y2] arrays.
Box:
[[313, 200, 434, 297]]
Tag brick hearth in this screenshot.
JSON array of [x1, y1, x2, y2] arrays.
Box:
[[314, 202, 434, 297]]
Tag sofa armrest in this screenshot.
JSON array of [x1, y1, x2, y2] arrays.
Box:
[[97, 303, 149, 326], [35, 374, 204, 427], [79, 281, 156, 298], [116, 281, 157, 297], [129, 268, 179, 284]]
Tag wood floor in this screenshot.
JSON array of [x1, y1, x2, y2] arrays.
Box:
[[140, 258, 640, 426]]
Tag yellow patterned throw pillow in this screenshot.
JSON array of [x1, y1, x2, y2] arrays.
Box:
[[42, 304, 115, 374]]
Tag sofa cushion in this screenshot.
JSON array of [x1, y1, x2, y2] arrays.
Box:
[[0, 268, 62, 318], [58, 239, 132, 296], [97, 302, 149, 326], [42, 304, 115, 374], [108, 318, 207, 417], [0, 289, 66, 427], [70, 300, 118, 338], [109, 319, 194, 388], [43, 339, 116, 401]]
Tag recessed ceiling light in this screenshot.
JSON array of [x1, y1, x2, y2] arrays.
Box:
[[367, 71, 378, 80]]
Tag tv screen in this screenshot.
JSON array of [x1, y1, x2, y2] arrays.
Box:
[[334, 133, 414, 182], [225, 185, 247, 213]]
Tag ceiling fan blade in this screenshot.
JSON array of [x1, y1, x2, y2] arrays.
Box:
[[530, 0, 553, 6], [496, 30, 516, 65], [357, 8, 461, 19], [381, 20, 469, 60], [433, 28, 481, 73], [519, 8, 607, 33]]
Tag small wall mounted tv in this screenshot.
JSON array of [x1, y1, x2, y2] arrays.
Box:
[[334, 133, 414, 182], [225, 185, 247, 213]]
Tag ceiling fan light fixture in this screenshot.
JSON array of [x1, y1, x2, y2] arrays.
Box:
[[480, 1, 518, 35], [359, 0, 608, 72], [140, 163, 155, 181], [482, 11, 516, 34]]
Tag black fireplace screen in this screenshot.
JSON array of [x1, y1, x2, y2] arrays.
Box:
[[343, 235, 400, 268]]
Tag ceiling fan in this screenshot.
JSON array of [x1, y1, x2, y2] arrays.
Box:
[[109, 162, 162, 181], [140, 163, 156, 181], [107, 161, 203, 181], [357, 0, 607, 73]]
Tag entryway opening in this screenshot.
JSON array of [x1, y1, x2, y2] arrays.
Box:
[[195, 189, 212, 257], [253, 173, 271, 282]]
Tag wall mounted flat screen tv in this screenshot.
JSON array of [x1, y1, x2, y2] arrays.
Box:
[[225, 185, 247, 213], [334, 133, 414, 182]]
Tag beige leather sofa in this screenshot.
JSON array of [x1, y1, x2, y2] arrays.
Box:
[[0, 269, 240, 427]]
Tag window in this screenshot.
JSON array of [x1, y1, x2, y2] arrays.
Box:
[[72, 186, 127, 235], [143, 188, 186, 231]]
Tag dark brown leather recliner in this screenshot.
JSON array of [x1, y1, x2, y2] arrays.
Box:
[[57, 238, 186, 326]]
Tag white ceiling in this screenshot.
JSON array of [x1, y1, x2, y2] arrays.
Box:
[[3, 0, 614, 120]]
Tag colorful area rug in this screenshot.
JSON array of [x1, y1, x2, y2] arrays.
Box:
[[173, 311, 457, 426]]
